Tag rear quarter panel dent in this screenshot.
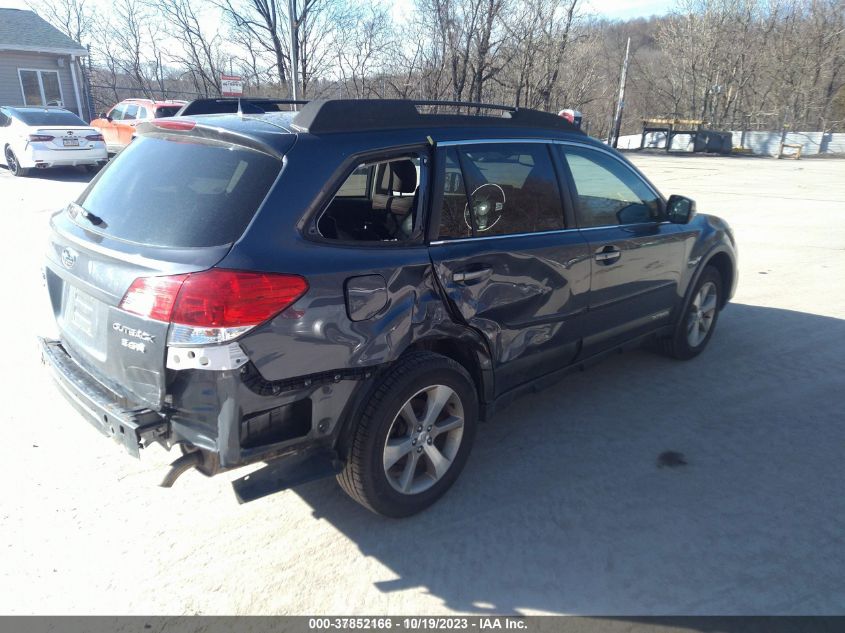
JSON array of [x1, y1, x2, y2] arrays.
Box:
[[238, 260, 439, 382]]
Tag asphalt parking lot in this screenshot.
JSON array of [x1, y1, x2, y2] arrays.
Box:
[[1, 153, 844, 616]]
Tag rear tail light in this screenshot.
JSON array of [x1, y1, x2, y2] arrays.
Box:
[[28, 134, 54, 142], [119, 274, 188, 322], [85, 133, 105, 141], [119, 269, 308, 345]]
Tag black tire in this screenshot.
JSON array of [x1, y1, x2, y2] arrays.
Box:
[[337, 351, 478, 517], [661, 266, 723, 360], [5, 147, 28, 177], [84, 164, 100, 173]]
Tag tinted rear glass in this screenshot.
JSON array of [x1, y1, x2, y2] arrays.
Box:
[[15, 109, 86, 126], [73, 135, 281, 247], [154, 106, 181, 118]]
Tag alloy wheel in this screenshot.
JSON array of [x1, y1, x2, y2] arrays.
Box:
[[382, 384, 465, 495], [686, 281, 718, 348], [5, 148, 18, 175]]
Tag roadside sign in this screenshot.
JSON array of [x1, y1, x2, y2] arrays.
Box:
[[221, 74, 243, 97]]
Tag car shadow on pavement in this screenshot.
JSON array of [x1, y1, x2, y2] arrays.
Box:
[[0, 165, 95, 183], [291, 303, 845, 615]]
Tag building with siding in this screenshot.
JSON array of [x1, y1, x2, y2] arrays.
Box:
[[0, 8, 91, 120]]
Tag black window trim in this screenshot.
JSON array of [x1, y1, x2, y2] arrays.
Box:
[[301, 142, 432, 248]]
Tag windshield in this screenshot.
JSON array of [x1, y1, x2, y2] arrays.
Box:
[[154, 106, 181, 118], [72, 135, 281, 247], [15, 109, 87, 126]]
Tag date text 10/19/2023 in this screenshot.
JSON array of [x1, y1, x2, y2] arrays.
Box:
[[308, 617, 528, 630]]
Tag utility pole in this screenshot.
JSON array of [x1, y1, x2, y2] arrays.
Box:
[[610, 37, 631, 148], [288, 0, 299, 101]]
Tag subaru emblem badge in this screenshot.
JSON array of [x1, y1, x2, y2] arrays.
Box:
[[61, 247, 78, 269]]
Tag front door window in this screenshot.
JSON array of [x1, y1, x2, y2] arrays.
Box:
[[560, 146, 661, 227]]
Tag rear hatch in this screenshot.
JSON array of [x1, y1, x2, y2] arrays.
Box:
[[45, 121, 293, 409]]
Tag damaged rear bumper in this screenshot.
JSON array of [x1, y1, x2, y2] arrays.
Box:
[[38, 337, 169, 457]]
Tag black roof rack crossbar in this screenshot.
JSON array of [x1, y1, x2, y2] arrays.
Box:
[[234, 98, 309, 115], [291, 99, 580, 135], [184, 97, 309, 104], [178, 97, 309, 116]]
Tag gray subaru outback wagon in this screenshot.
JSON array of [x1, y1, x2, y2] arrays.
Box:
[[39, 99, 737, 517]]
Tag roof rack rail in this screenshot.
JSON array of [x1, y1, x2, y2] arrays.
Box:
[[291, 99, 580, 135]]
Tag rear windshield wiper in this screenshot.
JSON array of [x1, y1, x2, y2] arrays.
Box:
[[68, 202, 104, 226]]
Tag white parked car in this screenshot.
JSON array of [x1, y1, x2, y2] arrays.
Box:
[[0, 106, 108, 177]]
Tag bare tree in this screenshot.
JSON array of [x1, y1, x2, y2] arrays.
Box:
[[217, 0, 290, 88], [29, 0, 845, 134], [27, 0, 92, 43], [156, 0, 224, 95], [334, 6, 393, 98]]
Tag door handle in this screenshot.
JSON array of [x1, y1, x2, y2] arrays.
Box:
[[453, 267, 492, 283], [594, 246, 621, 264]]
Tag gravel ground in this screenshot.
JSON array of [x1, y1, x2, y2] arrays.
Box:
[[1, 154, 843, 616]]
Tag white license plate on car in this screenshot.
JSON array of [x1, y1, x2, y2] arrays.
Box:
[[63, 138, 80, 147]]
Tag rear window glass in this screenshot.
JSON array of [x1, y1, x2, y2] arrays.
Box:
[[154, 106, 181, 118], [72, 135, 281, 247], [14, 109, 86, 126]]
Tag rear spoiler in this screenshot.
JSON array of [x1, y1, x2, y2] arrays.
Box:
[[134, 119, 288, 160]]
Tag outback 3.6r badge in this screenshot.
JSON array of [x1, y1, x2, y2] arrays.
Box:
[[113, 322, 155, 353]]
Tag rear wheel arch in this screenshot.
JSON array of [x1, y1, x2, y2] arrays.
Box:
[[404, 336, 489, 410], [333, 333, 492, 462]]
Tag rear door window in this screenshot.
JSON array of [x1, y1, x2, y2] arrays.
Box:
[[437, 143, 564, 239], [71, 135, 281, 247], [123, 105, 138, 120]]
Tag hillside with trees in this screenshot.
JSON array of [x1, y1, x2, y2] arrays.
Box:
[[30, 0, 845, 136]]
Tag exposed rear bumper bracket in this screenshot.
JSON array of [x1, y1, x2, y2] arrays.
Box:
[[38, 337, 170, 458], [232, 449, 341, 503]]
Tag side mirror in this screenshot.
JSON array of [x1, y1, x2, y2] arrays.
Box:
[[666, 195, 697, 224]]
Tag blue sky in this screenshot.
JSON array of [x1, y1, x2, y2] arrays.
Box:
[[585, 0, 673, 19]]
